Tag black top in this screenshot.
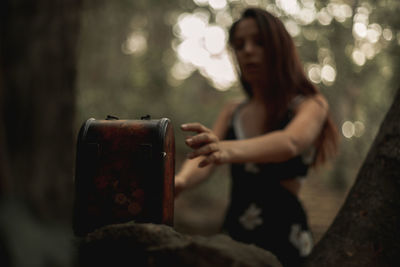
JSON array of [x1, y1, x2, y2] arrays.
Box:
[[224, 98, 314, 187], [221, 98, 315, 267]]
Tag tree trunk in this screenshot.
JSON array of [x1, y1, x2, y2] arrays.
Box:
[[305, 88, 400, 267], [0, 0, 81, 221]]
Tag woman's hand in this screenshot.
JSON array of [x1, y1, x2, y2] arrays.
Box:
[[181, 123, 229, 167]]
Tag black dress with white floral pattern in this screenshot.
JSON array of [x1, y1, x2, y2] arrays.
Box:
[[222, 99, 314, 267]]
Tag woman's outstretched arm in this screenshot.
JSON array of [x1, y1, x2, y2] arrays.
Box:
[[183, 94, 329, 167]]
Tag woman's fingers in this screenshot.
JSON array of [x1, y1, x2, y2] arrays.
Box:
[[185, 133, 218, 148], [181, 123, 216, 149], [181, 123, 211, 134], [181, 122, 224, 167], [198, 152, 224, 167], [187, 143, 219, 159]]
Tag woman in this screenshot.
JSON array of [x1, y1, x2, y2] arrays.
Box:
[[175, 8, 339, 267]]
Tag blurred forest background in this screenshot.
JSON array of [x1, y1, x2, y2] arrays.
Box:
[[1, 0, 399, 266], [76, 0, 399, 239]]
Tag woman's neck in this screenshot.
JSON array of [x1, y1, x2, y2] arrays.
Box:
[[249, 83, 268, 104]]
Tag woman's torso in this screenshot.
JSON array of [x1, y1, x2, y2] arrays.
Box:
[[225, 97, 314, 195]]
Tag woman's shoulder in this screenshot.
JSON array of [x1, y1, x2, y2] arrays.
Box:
[[219, 98, 245, 120], [311, 93, 329, 110], [212, 98, 246, 138], [290, 93, 329, 113]]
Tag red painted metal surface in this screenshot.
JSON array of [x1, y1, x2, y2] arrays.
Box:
[[73, 117, 175, 236]]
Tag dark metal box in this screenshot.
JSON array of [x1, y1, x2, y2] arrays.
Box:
[[73, 116, 175, 236]]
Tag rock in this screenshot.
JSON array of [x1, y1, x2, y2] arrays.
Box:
[[77, 222, 282, 267]]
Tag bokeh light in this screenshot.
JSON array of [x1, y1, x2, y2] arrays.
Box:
[[354, 121, 365, 138], [122, 32, 148, 55], [171, 61, 196, 80], [193, 0, 208, 6], [307, 64, 322, 84], [327, 3, 352, 23], [169, 0, 397, 91], [366, 23, 382, 43], [175, 13, 207, 39], [382, 28, 393, 41], [353, 22, 367, 39], [201, 52, 237, 90], [341, 121, 365, 138], [321, 65, 336, 84], [342, 121, 355, 139], [352, 50, 366, 66], [285, 20, 301, 37], [276, 0, 300, 15], [296, 7, 316, 25], [244, 0, 259, 5], [216, 10, 233, 27], [172, 9, 236, 90], [209, 0, 227, 10], [204, 26, 226, 55], [361, 43, 375, 59], [317, 8, 333, 26]]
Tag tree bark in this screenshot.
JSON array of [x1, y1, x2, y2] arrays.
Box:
[[305, 88, 400, 267], [0, 0, 81, 221]]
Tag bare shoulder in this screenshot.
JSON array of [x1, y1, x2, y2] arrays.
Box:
[[296, 94, 329, 112], [311, 93, 329, 110], [287, 94, 330, 127], [219, 99, 243, 121], [212, 99, 243, 138]]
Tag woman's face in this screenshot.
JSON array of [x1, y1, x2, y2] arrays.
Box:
[[231, 18, 268, 86]]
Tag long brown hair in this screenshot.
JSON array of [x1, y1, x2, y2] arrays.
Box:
[[229, 8, 339, 166]]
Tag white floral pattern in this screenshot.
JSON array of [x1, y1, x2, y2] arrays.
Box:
[[244, 163, 260, 173], [289, 224, 313, 257], [239, 203, 263, 230]]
